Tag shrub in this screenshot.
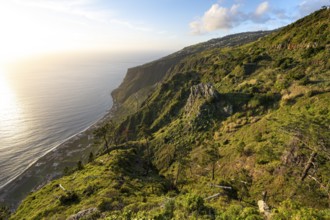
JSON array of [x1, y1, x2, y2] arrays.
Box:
[[276, 57, 296, 70], [88, 152, 94, 163], [217, 204, 242, 219], [119, 185, 131, 194], [184, 194, 205, 214], [0, 203, 11, 220], [98, 198, 113, 212], [237, 141, 245, 155], [254, 132, 262, 142], [155, 199, 175, 220], [271, 200, 330, 220], [59, 191, 79, 205], [77, 161, 84, 170], [299, 76, 310, 85], [301, 46, 325, 58], [83, 185, 97, 196], [239, 207, 263, 220]]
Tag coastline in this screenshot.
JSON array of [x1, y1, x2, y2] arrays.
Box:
[[0, 107, 114, 209]]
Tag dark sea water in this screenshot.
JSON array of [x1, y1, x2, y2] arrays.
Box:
[[0, 51, 165, 190]]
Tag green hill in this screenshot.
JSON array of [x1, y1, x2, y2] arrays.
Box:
[[8, 8, 330, 220]]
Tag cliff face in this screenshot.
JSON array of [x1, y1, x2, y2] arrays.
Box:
[[10, 8, 330, 220], [111, 56, 180, 104], [111, 31, 272, 107]]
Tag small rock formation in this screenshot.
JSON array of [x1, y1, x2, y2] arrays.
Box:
[[67, 208, 98, 220], [272, 42, 320, 51], [183, 83, 222, 128], [185, 83, 220, 111], [258, 200, 271, 218]]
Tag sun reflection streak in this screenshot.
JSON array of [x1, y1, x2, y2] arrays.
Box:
[[0, 67, 22, 140]]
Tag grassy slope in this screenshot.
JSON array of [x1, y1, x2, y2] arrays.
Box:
[[11, 8, 330, 220]]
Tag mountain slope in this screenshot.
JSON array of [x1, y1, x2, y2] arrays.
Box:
[[111, 31, 272, 120], [9, 8, 330, 220]]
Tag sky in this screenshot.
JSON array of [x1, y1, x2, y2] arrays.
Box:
[[0, 0, 328, 63]]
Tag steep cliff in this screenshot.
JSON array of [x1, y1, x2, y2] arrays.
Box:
[[111, 31, 272, 110]]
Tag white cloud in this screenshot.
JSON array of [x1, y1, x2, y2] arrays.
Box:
[[252, 1, 271, 23], [255, 1, 269, 16], [189, 1, 277, 35], [12, 0, 150, 32], [203, 4, 232, 30], [190, 4, 243, 34]]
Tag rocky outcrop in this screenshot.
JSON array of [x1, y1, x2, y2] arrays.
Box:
[[67, 208, 98, 220], [183, 83, 221, 128], [185, 83, 220, 112], [272, 42, 320, 50]]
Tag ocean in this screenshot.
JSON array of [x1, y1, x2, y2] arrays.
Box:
[[0, 51, 165, 190]]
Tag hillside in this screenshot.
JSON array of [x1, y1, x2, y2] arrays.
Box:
[[7, 8, 330, 220], [111, 30, 272, 120]]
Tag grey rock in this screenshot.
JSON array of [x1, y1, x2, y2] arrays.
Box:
[[185, 83, 220, 111], [67, 207, 98, 220]]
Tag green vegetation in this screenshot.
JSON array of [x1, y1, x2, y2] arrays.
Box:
[[10, 8, 330, 220], [0, 204, 11, 220]]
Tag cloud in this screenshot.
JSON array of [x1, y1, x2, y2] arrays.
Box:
[[190, 2, 273, 35], [255, 1, 269, 16], [190, 4, 243, 34], [252, 1, 271, 23], [13, 0, 151, 32]]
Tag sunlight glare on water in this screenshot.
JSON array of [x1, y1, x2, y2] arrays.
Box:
[[0, 67, 23, 144]]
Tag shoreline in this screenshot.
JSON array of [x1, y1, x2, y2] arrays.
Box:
[[0, 110, 109, 191], [0, 107, 114, 209]]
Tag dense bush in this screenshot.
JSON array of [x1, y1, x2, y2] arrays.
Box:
[[271, 200, 330, 220], [59, 191, 80, 205], [0, 204, 10, 220], [184, 194, 205, 214], [83, 185, 97, 196], [98, 199, 113, 212], [181, 193, 216, 218], [155, 199, 175, 220], [276, 57, 296, 69], [216, 204, 263, 220]]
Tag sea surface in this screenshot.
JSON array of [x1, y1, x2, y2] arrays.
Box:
[[0, 51, 165, 190]]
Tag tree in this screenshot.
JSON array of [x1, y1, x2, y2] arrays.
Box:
[[280, 113, 330, 204], [88, 152, 94, 163], [204, 144, 221, 181], [94, 120, 117, 155], [77, 160, 84, 170], [281, 115, 330, 181], [139, 125, 153, 175], [174, 145, 190, 187]]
